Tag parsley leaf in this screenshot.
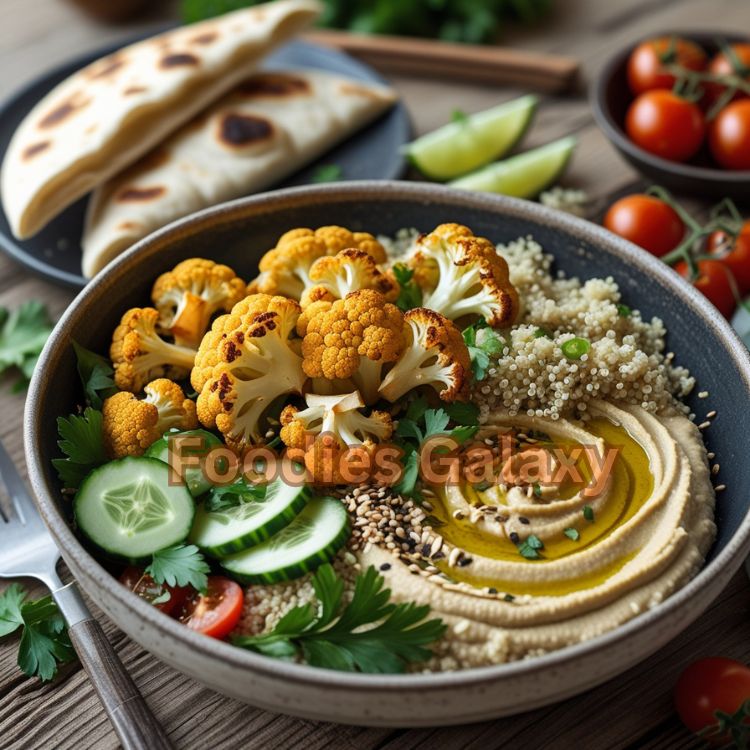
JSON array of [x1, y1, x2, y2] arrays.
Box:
[[443, 401, 479, 426], [147, 545, 210, 593], [423, 409, 450, 437], [51, 408, 108, 489], [517, 534, 545, 559], [451, 108, 469, 124], [0, 301, 54, 392], [616, 304, 632, 318], [564, 527, 580, 541], [392, 263, 423, 312], [0, 586, 75, 682], [234, 564, 446, 673], [205, 477, 266, 513], [311, 164, 343, 183], [393, 447, 420, 497], [583, 505, 595, 522], [462, 322, 505, 380], [72, 341, 117, 409]]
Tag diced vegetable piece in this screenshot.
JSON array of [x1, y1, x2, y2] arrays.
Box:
[[74, 457, 194, 562]]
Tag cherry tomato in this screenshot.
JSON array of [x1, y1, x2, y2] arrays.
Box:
[[707, 220, 750, 292], [626, 90, 705, 162], [179, 576, 243, 639], [603, 194, 685, 256], [704, 43, 750, 106], [674, 658, 750, 744], [627, 37, 707, 95], [675, 259, 736, 318], [709, 99, 750, 170], [119, 567, 190, 616]]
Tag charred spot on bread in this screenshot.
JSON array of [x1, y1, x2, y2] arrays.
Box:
[[160, 53, 199, 69], [22, 141, 50, 160], [239, 74, 310, 98], [190, 32, 218, 45], [116, 186, 166, 202], [219, 114, 273, 147], [124, 86, 148, 96], [38, 93, 90, 129], [88, 56, 126, 80]]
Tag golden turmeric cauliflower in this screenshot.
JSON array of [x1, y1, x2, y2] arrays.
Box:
[[151, 258, 246, 349], [102, 379, 197, 458]]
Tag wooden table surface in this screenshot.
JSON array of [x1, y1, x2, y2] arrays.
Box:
[[1, 0, 749, 748]]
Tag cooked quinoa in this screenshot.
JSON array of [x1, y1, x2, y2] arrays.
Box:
[[475, 236, 695, 422]]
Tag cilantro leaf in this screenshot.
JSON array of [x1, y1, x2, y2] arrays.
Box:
[[449, 425, 479, 444], [311, 164, 343, 183], [564, 527, 580, 541], [517, 534, 545, 560], [0, 587, 75, 682], [405, 395, 428, 422], [147, 545, 210, 593], [205, 477, 266, 513], [51, 408, 108, 489], [462, 322, 505, 381], [583, 505, 595, 522], [443, 401, 479, 426], [392, 263, 423, 312], [393, 448, 420, 497], [0, 301, 54, 392], [423, 409, 450, 437], [234, 564, 446, 673], [72, 341, 117, 409]]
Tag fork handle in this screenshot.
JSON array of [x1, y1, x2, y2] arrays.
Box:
[[55, 584, 173, 750]]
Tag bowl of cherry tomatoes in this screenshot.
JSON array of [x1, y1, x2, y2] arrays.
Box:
[[592, 33, 750, 199]]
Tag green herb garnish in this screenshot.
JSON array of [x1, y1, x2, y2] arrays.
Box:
[[146, 544, 210, 594], [233, 564, 446, 673], [0, 584, 75, 682], [616, 304, 632, 318], [533, 327, 552, 338], [0, 301, 54, 392], [503, 593, 515, 602], [311, 163, 343, 183], [561, 337, 591, 360], [72, 341, 117, 409], [463, 321, 505, 380], [51, 408, 108, 489], [205, 477, 266, 513], [451, 109, 469, 124], [564, 527, 580, 541], [583, 505, 595, 522], [517, 534, 544, 560], [533, 483, 542, 498], [392, 263, 423, 312]]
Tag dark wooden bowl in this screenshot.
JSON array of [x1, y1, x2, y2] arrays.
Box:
[[591, 32, 750, 201]]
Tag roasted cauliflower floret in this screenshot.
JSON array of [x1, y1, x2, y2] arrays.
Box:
[[193, 296, 306, 450], [301, 248, 397, 307], [110, 308, 197, 393], [380, 308, 471, 402], [301, 289, 404, 404], [151, 258, 246, 349], [102, 379, 198, 458], [280, 390, 393, 484], [410, 223, 519, 327]]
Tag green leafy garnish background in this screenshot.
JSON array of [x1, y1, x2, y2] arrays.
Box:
[[52, 408, 108, 489], [0, 301, 54, 392]]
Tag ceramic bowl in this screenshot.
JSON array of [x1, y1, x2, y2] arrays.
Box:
[[24, 182, 750, 726], [591, 32, 750, 200]]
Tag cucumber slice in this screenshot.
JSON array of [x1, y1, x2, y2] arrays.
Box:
[[74, 457, 195, 563], [406, 95, 538, 181], [221, 496, 350, 584], [146, 429, 224, 498], [190, 477, 311, 557], [449, 136, 577, 198]]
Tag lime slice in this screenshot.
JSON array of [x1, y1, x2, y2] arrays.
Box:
[[405, 95, 538, 181], [449, 136, 577, 198]]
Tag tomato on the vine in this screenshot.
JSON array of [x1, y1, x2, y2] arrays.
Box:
[[627, 37, 707, 95], [179, 576, 243, 639], [119, 566, 190, 616], [709, 99, 750, 170], [707, 219, 750, 292], [704, 43, 750, 106], [675, 259, 736, 318], [675, 658, 750, 745], [603, 194, 684, 257], [626, 90, 705, 162]]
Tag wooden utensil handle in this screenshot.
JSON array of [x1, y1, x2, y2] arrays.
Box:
[[67, 619, 173, 750]]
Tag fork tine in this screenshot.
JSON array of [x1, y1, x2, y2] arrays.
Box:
[[0, 441, 44, 532]]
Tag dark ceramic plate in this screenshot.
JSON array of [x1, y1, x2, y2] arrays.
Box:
[[591, 31, 750, 201], [0, 36, 411, 289]]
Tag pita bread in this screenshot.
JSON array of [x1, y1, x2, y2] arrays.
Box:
[[81, 69, 397, 277], [1, 0, 321, 239]]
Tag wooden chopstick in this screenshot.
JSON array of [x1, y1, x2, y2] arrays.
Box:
[[304, 29, 580, 93]]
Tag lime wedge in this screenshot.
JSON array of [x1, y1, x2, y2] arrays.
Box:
[[405, 95, 538, 181], [449, 136, 577, 198]]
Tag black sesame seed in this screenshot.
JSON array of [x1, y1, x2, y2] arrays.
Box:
[[509, 531, 520, 544], [458, 557, 473, 567], [421, 544, 432, 557], [432, 551, 446, 560], [519, 516, 530, 525], [488, 587, 498, 594], [504, 593, 515, 602], [379, 563, 392, 571]]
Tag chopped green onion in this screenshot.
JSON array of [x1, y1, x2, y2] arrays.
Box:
[[561, 337, 591, 360]]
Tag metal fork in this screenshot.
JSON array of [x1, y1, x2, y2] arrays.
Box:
[[0, 442, 172, 750]]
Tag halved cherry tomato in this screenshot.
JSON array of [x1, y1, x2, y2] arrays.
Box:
[[703, 43, 750, 106], [179, 576, 243, 639], [675, 657, 750, 745], [709, 99, 750, 170], [627, 37, 707, 96], [626, 90, 706, 162], [603, 194, 685, 257], [119, 566, 190, 616], [707, 220, 750, 292], [675, 259, 736, 318]]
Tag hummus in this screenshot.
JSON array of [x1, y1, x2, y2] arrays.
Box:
[[358, 400, 716, 668]]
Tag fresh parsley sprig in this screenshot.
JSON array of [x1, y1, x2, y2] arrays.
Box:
[[0, 584, 76, 682], [52, 408, 108, 489], [205, 477, 266, 513], [72, 341, 117, 409], [462, 320, 506, 381], [146, 544, 210, 594], [392, 263, 423, 312], [0, 301, 54, 393], [234, 564, 446, 673]]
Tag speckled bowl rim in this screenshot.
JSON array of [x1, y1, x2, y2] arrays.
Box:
[[24, 181, 750, 693], [590, 30, 750, 185]]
